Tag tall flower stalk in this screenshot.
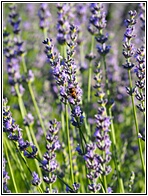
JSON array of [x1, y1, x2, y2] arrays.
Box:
[[122, 10, 145, 174], [84, 62, 112, 193], [86, 3, 98, 102]]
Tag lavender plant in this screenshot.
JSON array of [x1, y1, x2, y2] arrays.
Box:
[[84, 63, 112, 193], [3, 2, 145, 193], [122, 10, 145, 175]]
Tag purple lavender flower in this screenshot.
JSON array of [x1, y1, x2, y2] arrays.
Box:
[[27, 70, 34, 83], [134, 44, 145, 112], [3, 98, 38, 158], [23, 143, 38, 158], [31, 172, 41, 186], [138, 3, 145, 31], [3, 158, 11, 193], [43, 24, 84, 128], [66, 182, 80, 193], [122, 10, 138, 100], [3, 7, 26, 96], [88, 3, 106, 35], [23, 113, 34, 126], [92, 3, 111, 57], [56, 3, 71, 45], [122, 10, 137, 70], [107, 187, 113, 193], [8, 4, 21, 34], [40, 119, 60, 189], [38, 3, 51, 31]]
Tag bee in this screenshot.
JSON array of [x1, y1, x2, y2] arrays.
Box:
[[69, 87, 77, 99]]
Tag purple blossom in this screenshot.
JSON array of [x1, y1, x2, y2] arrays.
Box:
[[122, 10, 137, 71], [3, 158, 11, 193], [23, 113, 34, 126], [31, 172, 41, 186], [23, 144, 38, 158], [56, 3, 71, 45], [107, 187, 113, 193], [124, 27, 135, 40], [88, 3, 106, 35], [97, 45, 111, 55], [8, 4, 21, 34], [38, 3, 51, 30]]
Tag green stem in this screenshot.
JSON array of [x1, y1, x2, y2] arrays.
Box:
[[65, 104, 74, 184], [83, 111, 91, 138], [103, 56, 110, 99], [28, 82, 46, 137], [21, 52, 46, 138], [57, 175, 74, 192], [87, 35, 95, 102], [61, 109, 65, 141], [4, 135, 30, 190], [128, 70, 145, 174], [29, 125, 42, 159], [43, 28, 48, 39], [109, 109, 125, 193], [102, 151, 108, 193], [14, 84, 32, 143], [37, 185, 43, 193], [99, 176, 105, 193], [4, 139, 19, 193], [22, 55, 27, 73]]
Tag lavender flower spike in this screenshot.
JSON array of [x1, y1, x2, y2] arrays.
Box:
[[40, 119, 61, 192], [43, 24, 84, 128]]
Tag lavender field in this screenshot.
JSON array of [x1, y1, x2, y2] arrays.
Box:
[[3, 2, 145, 193]]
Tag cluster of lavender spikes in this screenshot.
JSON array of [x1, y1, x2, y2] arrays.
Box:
[[3, 5, 34, 96], [43, 24, 84, 127], [40, 119, 60, 192], [3, 98, 38, 159], [84, 63, 112, 193]]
